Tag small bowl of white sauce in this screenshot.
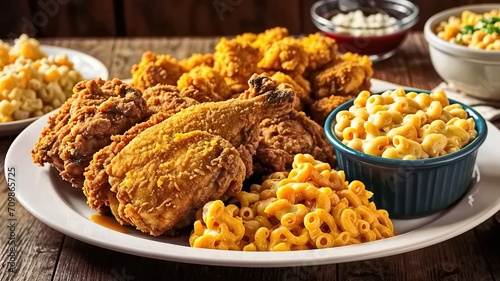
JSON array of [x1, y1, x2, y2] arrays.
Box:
[[311, 0, 419, 62]]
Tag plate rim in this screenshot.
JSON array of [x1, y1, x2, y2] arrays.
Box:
[[41, 44, 110, 80], [5, 79, 500, 267]]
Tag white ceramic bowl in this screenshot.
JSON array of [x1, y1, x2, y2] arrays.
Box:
[[424, 4, 500, 101]]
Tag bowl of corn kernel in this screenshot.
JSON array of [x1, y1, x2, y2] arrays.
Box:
[[323, 88, 488, 218], [424, 4, 500, 101]]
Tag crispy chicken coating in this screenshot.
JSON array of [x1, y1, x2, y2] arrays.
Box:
[[213, 38, 262, 94], [233, 32, 259, 44], [177, 65, 232, 102], [83, 112, 173, 216], [96, 75, 295, 235], [254, 110, 336, 173], [84, 74, 296, 234], [141, 84, 200, 117], [179, 53, 214, 70], [267, 71, 313, 109], [239, 75, 335, 173], [309, 94, 356, 125], [131, 51, 186, 91], [109, 130, 246, 236], [258, 38, 309, 75], [250, 27, 290, 52], [299, 32, 338, 70], [32, 78, 148, 188], [312, 52, 373, 99], [84, 85, 200, 213]]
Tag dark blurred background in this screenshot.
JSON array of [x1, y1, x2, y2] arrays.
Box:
[[1, 0, 498, 38]]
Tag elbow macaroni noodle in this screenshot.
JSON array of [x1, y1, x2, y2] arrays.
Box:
[[0, 34, 83, 122], [189, 154, 395, 251], [435, 9, 500, 50], [333, 89, 477, 159]]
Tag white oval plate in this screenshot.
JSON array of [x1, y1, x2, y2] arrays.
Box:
[[5, 107, 500, 268], [0, 45, 109, 136]]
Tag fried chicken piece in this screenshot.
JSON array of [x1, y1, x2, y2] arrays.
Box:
[[239, 75, 335, 173], [299, 32, 338, 71], [84, 74, 295, 220], [255, 110, 336, 173], [84, 84, 202, 212], [179, 53, 214, 70], [234, 32, 258, 44], [100, 77, 295, 235], [177, 65, 232, 101], [233, 27, 290, 54], [267, 71, 313, 109], [32, 78, 148, 188], [312, 52, 373, 99], [258, 38, 309, 75], [84, 109, 183, 216], [111, 130, 246, 236], [131, 51, 186, 91], [132, 73, 295, 179], [250, 27, 290, 53], [213, 38, 262, 94], [84, 87, 200, 213], [309, 94, 356, 125], [141, 84, 200, 117]]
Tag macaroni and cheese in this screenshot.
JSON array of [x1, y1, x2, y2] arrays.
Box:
[[0, 34, 83, 122], [189, 154, 395, 251], [435, 9, 500, 50], [333, 89, 477, 159]]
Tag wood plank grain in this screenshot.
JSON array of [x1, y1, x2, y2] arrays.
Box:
[[6, 0, 500, 37], [339, 256, 406, 281], [474, 217, 500, 281], [53, 236, 338, 281], [372, 38, 413, 87], [123, 0, 301, 36], [0, 138, 64, 281], [339, 230, 493, 281], [400, 33, 443, 90], [28, 0, 116, 37], [372, 32, 444, 90], [0, 1, 33, 39], [301, 0, 320, 34], [0, 138, 15, 189]]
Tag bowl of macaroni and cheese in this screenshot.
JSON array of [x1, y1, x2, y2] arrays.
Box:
[[311, 0, 419, 62], [424, 4, 500, 101], [323, 89, 488, 218]]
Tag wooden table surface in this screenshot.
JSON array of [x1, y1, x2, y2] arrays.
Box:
[[1, 32, 500, 281]]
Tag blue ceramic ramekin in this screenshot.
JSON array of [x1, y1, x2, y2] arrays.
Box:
[[323, 91, 488, 218]]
